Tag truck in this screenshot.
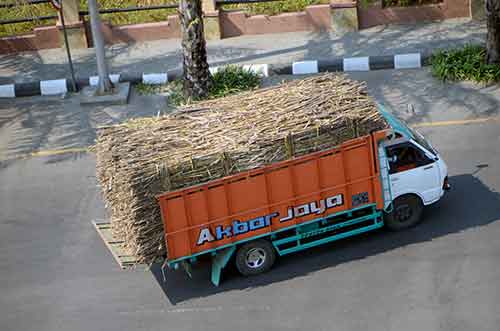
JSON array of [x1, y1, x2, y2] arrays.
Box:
[[157, 105, 450, 286]]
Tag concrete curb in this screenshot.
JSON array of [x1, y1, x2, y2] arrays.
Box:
[[0, 53, 430, 98]]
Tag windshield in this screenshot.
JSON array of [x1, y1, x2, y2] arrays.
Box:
[[377, 103, 436, 156], [407, 126, 436, 157]]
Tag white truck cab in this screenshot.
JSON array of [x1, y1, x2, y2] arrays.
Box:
[[378, 105, 449, 230]]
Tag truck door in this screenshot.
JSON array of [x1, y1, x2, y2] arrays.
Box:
[[386, 142, 441, 204]]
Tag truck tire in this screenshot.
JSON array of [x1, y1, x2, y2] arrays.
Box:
[[235, 240, 276, 276], [384, 194, 423, 231]]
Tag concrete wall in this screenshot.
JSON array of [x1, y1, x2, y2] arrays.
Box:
[[85, 16, 181, 46], [220, 5, 331, 38], [358, 0, 470, 28], [0, 26, 60, 54]]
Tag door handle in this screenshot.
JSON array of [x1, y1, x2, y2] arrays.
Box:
[[391, 177, 400, 182], [423, 165, 434, 170]]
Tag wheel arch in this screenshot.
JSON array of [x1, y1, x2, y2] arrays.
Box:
[[390, 191, 425, 207]]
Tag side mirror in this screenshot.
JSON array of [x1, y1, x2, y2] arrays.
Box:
[[407, 103, 415, 115]]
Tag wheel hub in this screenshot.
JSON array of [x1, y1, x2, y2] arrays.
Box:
[[395, 204, 412, 222], [245, 247, 266, 269]]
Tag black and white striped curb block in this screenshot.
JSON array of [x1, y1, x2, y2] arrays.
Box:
[[0, 72, 170, 98], [0, 53, 428, 98], [284, 53, 426, 75]]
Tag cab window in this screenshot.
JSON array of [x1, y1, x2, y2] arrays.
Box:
[[386, 143, 433, 174]]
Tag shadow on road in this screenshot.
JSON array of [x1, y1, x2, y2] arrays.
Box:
[[151, 173, 500, 304], [0, 90, 168, 164]]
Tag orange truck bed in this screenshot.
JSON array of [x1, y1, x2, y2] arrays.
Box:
[[157, 131, 387, 262]]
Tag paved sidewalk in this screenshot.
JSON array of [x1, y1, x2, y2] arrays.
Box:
[[0, 18, 485, 84]]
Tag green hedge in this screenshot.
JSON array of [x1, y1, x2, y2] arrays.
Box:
[[431, 45, 500, 83]]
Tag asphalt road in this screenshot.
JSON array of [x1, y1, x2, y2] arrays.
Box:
[[1, 70, 500, 331]]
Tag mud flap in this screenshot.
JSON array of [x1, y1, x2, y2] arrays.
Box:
[[211, 246, 237, 286], [181, 261, 193, 279]]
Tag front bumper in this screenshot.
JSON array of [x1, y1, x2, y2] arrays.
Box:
[[443, 176, 451, 191]]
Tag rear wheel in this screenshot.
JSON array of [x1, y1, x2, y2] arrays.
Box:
[[384, 194, 423, 231], [235, 240, 276, 276]]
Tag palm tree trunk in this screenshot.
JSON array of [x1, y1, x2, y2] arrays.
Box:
[[179, 0, 210, 100], [486, 0, 500, 64]]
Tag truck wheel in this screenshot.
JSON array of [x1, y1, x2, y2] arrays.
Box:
[[235, 240, 276, 276], [384, 194, 423, 231]]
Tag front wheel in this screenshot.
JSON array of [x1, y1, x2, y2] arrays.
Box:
[[384, 194, 423, 231], [235, 240, 276, 276]]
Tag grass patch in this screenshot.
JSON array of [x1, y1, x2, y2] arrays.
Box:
[[431, 45, 500, 83], [221, 0, 329, 16], [136, 79, 185, 105], [82, 0, 177, 26], [382, 0, 441, 7], [209, 65, 261, 98], [0, 1, 56, 37], [136, 65, 261, 105], [0, 0, 177, 38]]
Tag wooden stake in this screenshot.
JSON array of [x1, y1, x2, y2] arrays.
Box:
[[351, 118, 359, 137], [190, 156, 195, 170], [221, 152, 232, 176], [157, 162, 171, 191], [284, 132, 295, 159]]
